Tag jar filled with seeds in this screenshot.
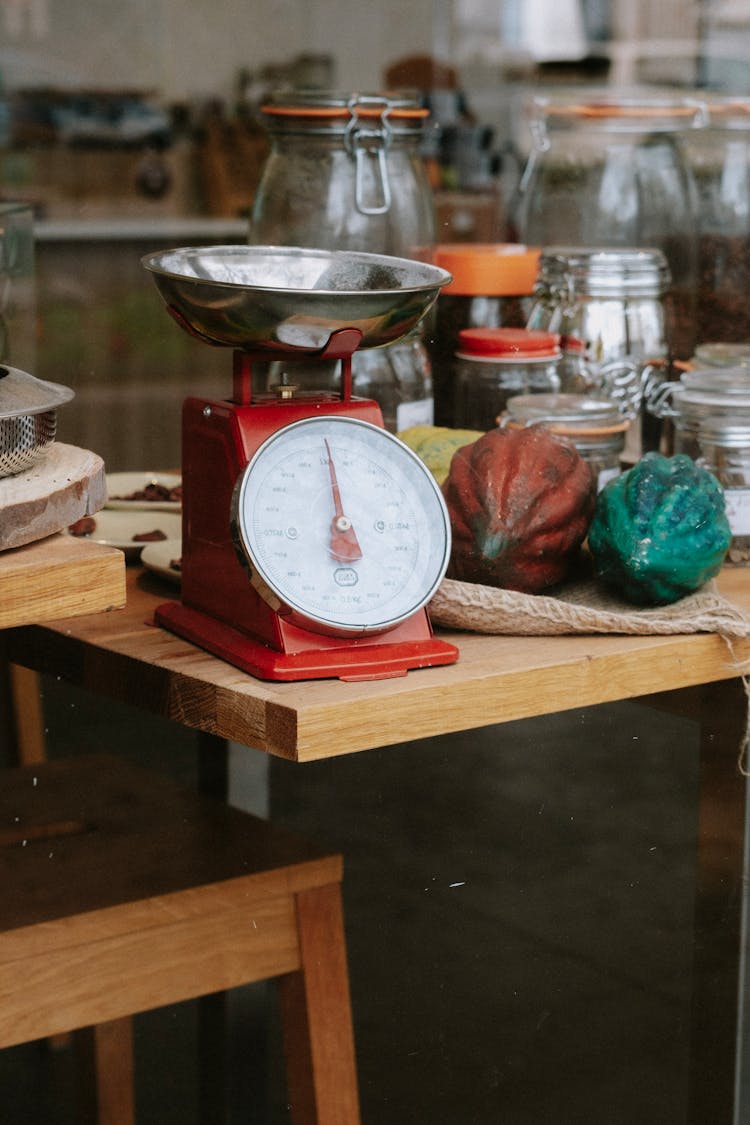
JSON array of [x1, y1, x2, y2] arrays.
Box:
[[453, 327, 561, 430], [682, 98, 750, 346]]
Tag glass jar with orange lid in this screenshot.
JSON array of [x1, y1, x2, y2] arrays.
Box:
[[427, 243, 540, 426], [249, 91, 437, 432], [453, 326, 562, 430], [250, 91, 435, 257]]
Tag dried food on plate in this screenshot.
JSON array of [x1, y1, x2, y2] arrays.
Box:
[[105, 472, 182, 511], [141, 538, 182, 584], [70, 510, 182, 561]]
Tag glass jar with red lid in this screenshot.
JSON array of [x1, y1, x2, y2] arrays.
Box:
[[453, 327, 562, 430]]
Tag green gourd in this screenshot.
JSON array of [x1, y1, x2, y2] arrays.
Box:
[[588, 452, 732, 605]]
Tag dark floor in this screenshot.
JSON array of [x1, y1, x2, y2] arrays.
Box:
[[2, 674, 744, 1124]]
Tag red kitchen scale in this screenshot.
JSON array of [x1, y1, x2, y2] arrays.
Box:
[[142, 244, 459, 682]]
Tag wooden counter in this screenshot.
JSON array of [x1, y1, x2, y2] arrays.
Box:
[[3, 564, 749, 762]]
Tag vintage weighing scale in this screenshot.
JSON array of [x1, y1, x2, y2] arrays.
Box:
[[142, 245, 459, 681]]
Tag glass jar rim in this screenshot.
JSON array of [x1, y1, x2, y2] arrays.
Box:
[[529, 91, 707, 131], [260, 91, 429, 134], [536, 246, 671, 295], [504, 392, 626, 433]]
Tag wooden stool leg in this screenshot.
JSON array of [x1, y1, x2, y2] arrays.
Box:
[[8, 663, 47, 765], [74, 1017, 136, 1125], [279, 883, 361, 1125]]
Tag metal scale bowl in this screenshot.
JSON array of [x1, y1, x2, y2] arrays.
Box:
[[142, 244, 458, 681]]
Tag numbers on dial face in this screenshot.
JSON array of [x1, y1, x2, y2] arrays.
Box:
[[234, 416, 451, 633]]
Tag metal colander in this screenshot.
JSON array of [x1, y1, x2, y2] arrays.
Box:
[[0, 365, 74, 477]]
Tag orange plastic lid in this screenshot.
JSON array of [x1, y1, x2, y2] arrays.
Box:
[[434, 243, 540, 296], [458, 327, 560, 358]]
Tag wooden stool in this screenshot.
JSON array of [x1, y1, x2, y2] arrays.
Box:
[[0, 754, 360, 1124]]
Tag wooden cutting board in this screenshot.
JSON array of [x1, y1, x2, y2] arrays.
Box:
[[0, 533, 125, 629], [0, 443, 107, 551]]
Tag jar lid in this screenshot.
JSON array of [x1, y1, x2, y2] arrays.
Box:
[[260, 91, 429, 134], [692, 343, 750, 367], [434, 243, 540, 296], [703, 97, 750, 129], [537, 246, 671, 296], [504, 392, 627, 434], [681, 366, 750, 395], [531, 93, 707, 132], [457, 327, 560, 358]]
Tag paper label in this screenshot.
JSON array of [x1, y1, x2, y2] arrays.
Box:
[[723, 489, 750, 535], [396, 398, 434, 431]]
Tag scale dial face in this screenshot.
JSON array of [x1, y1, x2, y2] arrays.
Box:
[[232, 416, 451, 637]]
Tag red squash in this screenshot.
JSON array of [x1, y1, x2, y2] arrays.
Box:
[[442, 425, 596, 593]]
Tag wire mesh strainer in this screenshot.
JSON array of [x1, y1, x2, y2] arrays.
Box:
[[0, 365, 74, 477]]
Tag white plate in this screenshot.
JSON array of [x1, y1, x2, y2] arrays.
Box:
[[105, 471, 182, 511], [69, 510, 183, 561], [140, 538, 183, 585]]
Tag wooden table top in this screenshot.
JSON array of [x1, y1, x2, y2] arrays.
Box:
[[5, 562, 750, 762], [0, 533, 126, 629]]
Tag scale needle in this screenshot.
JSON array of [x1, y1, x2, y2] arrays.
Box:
[[324, 439, 363, 562]]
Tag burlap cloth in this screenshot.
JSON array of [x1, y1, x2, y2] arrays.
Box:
[[429, 574, 750, 638]]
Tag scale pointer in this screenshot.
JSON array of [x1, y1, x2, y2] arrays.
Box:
[[324, 439, 363, 562]]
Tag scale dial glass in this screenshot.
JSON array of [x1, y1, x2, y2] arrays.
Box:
[[232, 416, 451, 636]]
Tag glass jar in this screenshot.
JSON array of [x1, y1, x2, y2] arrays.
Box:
[[696, 417, 750, 564], [502, 392, 628, 491], [427, 243, 540, 426], [453, 327, 561, 430], [682, 98, 750, 346], [527, 246, 671, 456], [651, 366, 750, 460], [250, 91, 436, 431], [250, 91, 434, 255], [514, 93, 706, 361]]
